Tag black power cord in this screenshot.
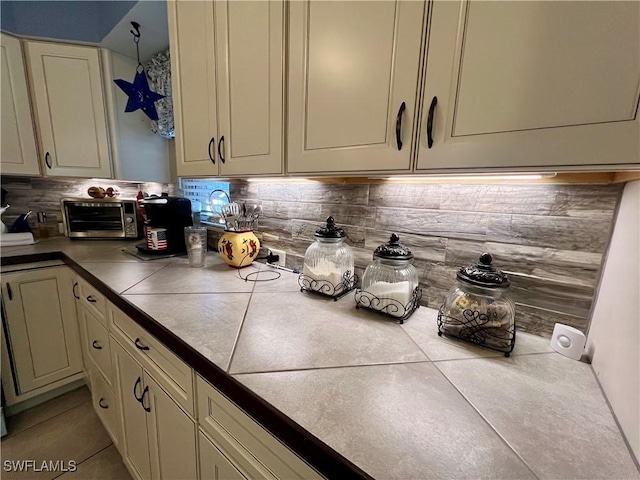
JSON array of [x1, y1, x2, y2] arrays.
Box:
[[236, 248, 281, 283]]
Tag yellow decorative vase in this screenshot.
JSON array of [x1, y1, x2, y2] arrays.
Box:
[[218, 230, 260, 268]]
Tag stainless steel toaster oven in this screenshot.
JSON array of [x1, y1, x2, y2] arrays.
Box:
[[61, 198, 142, 239]]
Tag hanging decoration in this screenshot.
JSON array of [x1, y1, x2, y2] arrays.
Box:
[[114, 22, 165, 121]]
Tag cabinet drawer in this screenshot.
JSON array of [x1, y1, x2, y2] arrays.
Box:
[[109, 304, 194, 416], [81, 307, 112, 385], [196, 376, 321, 480], [89, 367, 121, 449], [77, 278, 106, 325]]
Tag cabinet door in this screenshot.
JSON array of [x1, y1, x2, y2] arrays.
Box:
[[287, 0, 425, 174], [144, 372, 197, 480], [89, 367, 121, 450], [1, 267, 82, 395], [80, 307, 113, 385], [199, 431, 247, 480], [112, 340, 151, 480], [26, 41, 112, 178], [215, 0, 284, 176], [0, 33, 39, 176], [168, 0, 219, 177], [416, 1, 640, 171]]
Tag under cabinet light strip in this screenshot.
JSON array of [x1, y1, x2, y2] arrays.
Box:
[[381, 174, 556, 181]]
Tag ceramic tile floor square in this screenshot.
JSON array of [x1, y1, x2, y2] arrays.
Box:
[[1, 387, 130, 480]]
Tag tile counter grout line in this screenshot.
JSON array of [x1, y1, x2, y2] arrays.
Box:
[[398, 322, 435, 362], [225, 280, 258, 374], [430, 360, 542, 480], [430, 351, 558, 364], [590, 366, 640, 472], [230, 359, 434, 377], [118, 262, 175, 294], [50, 443, 114, 480]]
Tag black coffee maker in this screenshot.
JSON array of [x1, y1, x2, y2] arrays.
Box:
[[136, 195, 193, 254]]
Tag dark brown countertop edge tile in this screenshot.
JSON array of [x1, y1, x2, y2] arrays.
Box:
[[2, 252, 372, 480]]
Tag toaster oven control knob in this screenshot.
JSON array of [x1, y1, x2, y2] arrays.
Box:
[[125, 217, 134, 224]]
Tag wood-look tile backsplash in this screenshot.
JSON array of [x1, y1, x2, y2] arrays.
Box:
[[230, 182, 623, 337], [1, 176, 174, 238]]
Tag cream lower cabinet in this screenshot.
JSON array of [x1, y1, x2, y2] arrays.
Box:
[[25, 41, 112, 178], [416, 0, 640, 172], [199, 431, 247, 480], [0, 266, 83, 405], [197, 376, 321, 480], [168, 0, 284, 177], [0, 33, 40, 176], [287, 0, 425, 174], [111, 338, 197, 480]]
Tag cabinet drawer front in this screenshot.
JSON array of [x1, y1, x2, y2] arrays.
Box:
[[82, 308, 112, 384], [89, 367, 120, 449], [110, 305, 194, 416], [196, 376, 321, 480], [78, 279, 106, 325]]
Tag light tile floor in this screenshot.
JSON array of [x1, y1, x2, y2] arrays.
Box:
[[2, 387, 131, 480]]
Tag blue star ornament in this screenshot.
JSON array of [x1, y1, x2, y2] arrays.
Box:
[[114, 68, 165, 121]]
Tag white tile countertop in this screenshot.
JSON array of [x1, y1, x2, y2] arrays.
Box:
[[2, 238, 638, 479]]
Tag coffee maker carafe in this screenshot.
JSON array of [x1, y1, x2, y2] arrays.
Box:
[[138, 196, 193, 254]]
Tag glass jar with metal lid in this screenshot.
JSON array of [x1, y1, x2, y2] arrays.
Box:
[[355, 233, 422, 323], [437, 253, 516, 356], [298, 217, 356, 299]]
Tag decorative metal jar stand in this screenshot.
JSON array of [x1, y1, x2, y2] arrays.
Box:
[[355, 286, 422, 324], [437, 307, 516, 356], [298, 271, 358, 301]]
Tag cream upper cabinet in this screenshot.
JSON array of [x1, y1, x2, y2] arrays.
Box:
[[169, 0, 284, 177], [25, 41, 112, 178], [0, 33, 40, 176], [416, 1, 640, 172], [287, 1, 425, 174]]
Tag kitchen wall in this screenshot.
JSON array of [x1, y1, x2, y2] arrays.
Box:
[[0, 175, 175, 237], [230, 181, 623, 338], [586, 180, 639, 464]]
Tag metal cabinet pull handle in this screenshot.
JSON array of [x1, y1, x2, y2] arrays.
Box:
[[134, 338, 149, 351], [73, 282, 79, 299], [395, 102, 406, 151], [426, 96, 437, 148], [218, 136, 225, 163], [6, 283, 12, 301], [141, 386, 151, 412], [208, 137, 215, 165], [45, 152, 52, 169], [92, 340, 102, 350], [99, 398, 109, 409], [133, 377, 143, 402], [86, 295, 97, 303]]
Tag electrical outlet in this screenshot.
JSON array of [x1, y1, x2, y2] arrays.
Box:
[[58, 222, 65, 234], [268, 248, 286, 266]]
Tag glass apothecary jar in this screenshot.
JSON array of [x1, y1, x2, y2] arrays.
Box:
[[437, 253, 516, 356], [355, 233, 422, 323], [298, 217, 356, 300]]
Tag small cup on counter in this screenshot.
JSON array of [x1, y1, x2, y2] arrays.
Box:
[[184, 226, 207, 267]]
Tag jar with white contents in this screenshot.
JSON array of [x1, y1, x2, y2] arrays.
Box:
[[437, 253, 516, 356], [299, 217, 356, 299], [355, 233, 422, 323]]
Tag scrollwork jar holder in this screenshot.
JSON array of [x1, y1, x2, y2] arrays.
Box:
[[437, 253, 516, 356], [355, 233, 421, 324], [299, 217, 357, 301]]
